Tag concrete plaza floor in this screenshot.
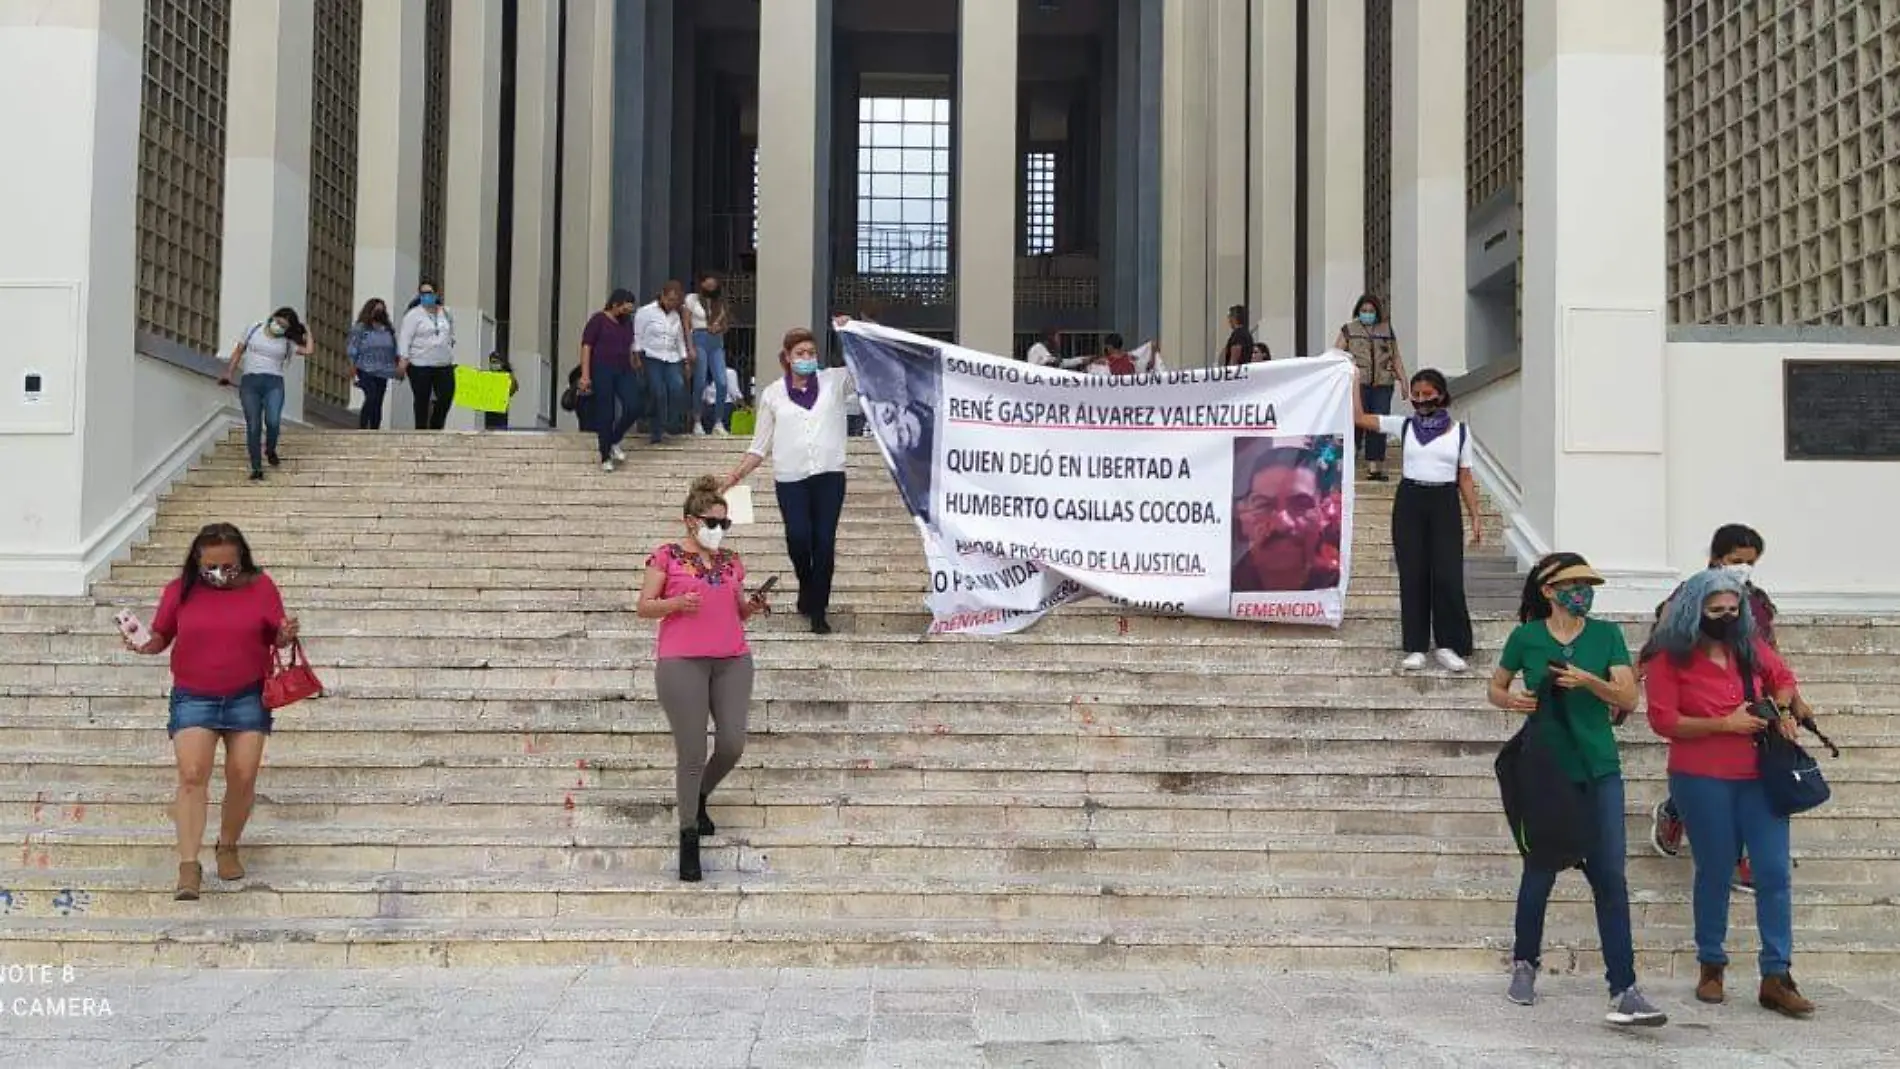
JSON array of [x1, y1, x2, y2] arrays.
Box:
[[0, 966, 1894, 1068]]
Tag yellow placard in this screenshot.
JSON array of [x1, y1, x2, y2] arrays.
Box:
[[454, 366, 514, 414]]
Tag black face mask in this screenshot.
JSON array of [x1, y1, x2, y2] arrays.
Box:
[[705, 288, 722, 300], [1699, 614, 1740, 643], [1412, 398, 1442, 414]]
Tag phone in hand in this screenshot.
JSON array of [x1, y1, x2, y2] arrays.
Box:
[[752, 575, 780, 599], [116, 610, 151, 648]]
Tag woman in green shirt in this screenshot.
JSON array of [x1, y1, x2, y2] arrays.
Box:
[[1488, 553, 1662, 1025]]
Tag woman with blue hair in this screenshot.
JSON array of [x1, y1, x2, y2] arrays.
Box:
[[1643, 567, 1812, 1017]]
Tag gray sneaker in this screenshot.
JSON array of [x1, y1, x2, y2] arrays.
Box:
[[1508, 961, 1537, 1006], [1606, 985, 1668, 1027]]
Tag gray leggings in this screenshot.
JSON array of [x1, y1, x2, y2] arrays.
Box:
[[654, 655, 755, 830]]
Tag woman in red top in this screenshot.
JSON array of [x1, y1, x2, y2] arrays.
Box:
[[125, 524, 297, 901], [638, 477, 772, 883], [1642, 567, 1811, 1017]]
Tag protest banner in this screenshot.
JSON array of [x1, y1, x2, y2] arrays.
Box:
[[838, 321, 1356, 635], [453, 366, 514, 413]]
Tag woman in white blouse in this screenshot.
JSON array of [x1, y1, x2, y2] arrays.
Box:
[[1351, 367, 1483, 673], [721, 327, 851, 635]]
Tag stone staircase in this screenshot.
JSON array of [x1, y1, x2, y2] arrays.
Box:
[[0, 430, 1894, 975]]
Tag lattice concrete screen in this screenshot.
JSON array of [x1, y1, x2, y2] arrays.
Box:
[[419, 0, 451, 289], [1668, 0, 1899, 326], [136, 0, 231, 357], [305, 0, 363, 410], [1364, 0, 1394, 310]]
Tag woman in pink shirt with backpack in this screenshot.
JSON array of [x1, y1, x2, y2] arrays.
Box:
[[638, 476, 772, 882]]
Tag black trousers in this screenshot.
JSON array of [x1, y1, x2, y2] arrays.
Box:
[[357, 374, 389, 430], [408, 365, 456, 429], [775, 471, 847, 622], [1392, 480, 1473, 656]]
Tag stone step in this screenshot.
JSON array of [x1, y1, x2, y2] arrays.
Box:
[[1, 868, 1891, 933], [6, 913, 1891, 973], [6, 824, 1894, 883], [7, 784, 1897, 842]]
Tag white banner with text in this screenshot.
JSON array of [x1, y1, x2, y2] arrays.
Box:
[[838, 322, 1356, 635]]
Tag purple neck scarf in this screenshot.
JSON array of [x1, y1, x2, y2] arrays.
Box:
[[786, 374, 820, 410], [1410, 408, 1454, 446]]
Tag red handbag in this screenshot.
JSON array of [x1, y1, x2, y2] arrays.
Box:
[[263, 640, 324, 710]]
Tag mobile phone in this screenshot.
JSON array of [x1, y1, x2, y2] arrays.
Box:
[[116, 610, 151, 647], [1546, 658, 1570, 673], [753, 575, 780, 598]]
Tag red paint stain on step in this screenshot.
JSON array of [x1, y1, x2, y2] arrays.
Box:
[[1117, 616, 1130, 635]]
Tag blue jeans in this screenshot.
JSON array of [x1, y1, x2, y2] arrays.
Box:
[[239, 373, 286, 473], [692, 331, 730, 429], [1512, 773, 1637, 994], [356, 372, 390, 430], [1358, 384, 1394, 463], [592, 363, 643, 461], [1669, 772, 1794, 977], [643, 359, 686, 442]]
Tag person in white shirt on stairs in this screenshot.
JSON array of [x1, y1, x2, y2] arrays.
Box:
[[397, 283, 457, 429], [721, 327, 852, 635], [1351, 366, 1483, 672], [219, 306, 313, 480], [683, 274, 732, 437], [634, 282, 692, 444]]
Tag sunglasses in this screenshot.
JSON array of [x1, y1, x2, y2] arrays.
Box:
[[695, 516, 732, 531]]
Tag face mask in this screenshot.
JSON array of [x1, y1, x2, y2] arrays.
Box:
[[1358, 311, 1378, 326], [1723, 563, 1754, 585], [265, 321, 287, 338], [1412, 397, 1441, 414], [1553, 585, 1594, 617], [199, 565, 238, 588], [695, 525, 726, 552], [705, 288, 721, 300], [1699, 614, 1739, 643], [792, 358, 821, 376], [420, 294, 439, 308]]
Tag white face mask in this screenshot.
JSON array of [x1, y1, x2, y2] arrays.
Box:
[[695, 525, 726, 552], [1723, 562, 1754, 585]]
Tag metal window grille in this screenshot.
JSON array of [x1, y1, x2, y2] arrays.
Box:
[[1024, 150, 1056, 256], [856, 96, 953, 275], [306, 0, 363, 410], [1667, 0, 1899, 326], [419, 0, 452, 287], [136, 0, 231, 356], [1364, 0, 1393, 307], [1465, 0, 1521, 215]]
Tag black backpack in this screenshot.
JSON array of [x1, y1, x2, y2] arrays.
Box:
[[1495, 678, 1599, 870]]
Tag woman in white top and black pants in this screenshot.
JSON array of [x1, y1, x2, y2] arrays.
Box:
[[1352, 368, 1483, 672], [722, 327, 851, 635], [398, 282, 457, 429]]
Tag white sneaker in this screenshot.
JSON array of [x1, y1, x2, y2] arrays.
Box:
[[690, 425, 705, 437], [601, 459, 617, 473], [1400, 652, 1428, 672], [713, 426, 730, 438], [610, 445, 627, 463], [1434, 649, 1470, 673]]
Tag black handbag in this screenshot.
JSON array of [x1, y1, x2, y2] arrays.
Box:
[[1742, 658, 1837, 817], [1496, 677, 1598, 870]]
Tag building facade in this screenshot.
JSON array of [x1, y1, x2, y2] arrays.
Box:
[[0, 0, 1895, 601]]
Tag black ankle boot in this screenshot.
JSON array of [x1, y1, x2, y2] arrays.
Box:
[[678, 829, 702, 883], [696, 795, 716, 836]]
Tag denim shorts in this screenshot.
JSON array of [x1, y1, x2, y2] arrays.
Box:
[[167, 685, 272, 738]]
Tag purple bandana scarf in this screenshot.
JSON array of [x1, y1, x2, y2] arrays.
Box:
[[786, 374, 820, 410], [1410, 409, 1454, 446]]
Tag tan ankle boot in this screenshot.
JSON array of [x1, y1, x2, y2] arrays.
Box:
[[1759, 973, 1815, 1018], [175, 861, 202, 901], [1695, 962, 1725, 1004], [215, 843, 244, 881]]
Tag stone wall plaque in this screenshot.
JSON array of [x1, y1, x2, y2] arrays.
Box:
[[1785, 360, 1900, 461]]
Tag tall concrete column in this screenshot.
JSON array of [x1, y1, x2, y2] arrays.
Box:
[[1390, 0, 1468, 377], [1248, 0, 1298, 359], [441, 0, 503, 428], [352, 0, 427, 427], [955, 0, 1019, 357], [220, 0, 316, 423], [508, 0, 559, 429], [0, 0, 143, 594], [1159, 0, 1211, 366], [1303, 0, 1365, 355], [754, 0, 832, 380], [558, 0, 615, 430], [1520, 0, 1672, 604], [1208, 0, 1250, 358]]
